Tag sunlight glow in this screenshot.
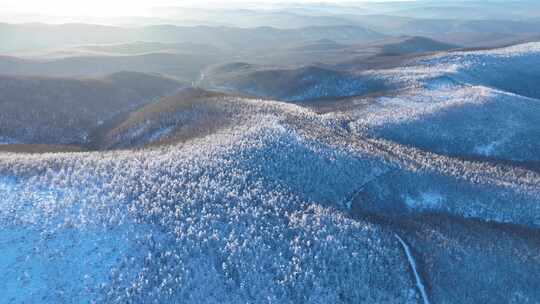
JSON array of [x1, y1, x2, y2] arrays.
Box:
[[1, 0, 394, 18], [3, 0, 153, 17]]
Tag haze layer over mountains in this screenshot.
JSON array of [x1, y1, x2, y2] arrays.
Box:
[[1, 1, 540, 303]]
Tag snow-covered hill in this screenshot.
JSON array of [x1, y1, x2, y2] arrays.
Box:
[[0, 72, 184, 146], [1, 42, 540, 303], [201, 64, 387, 102], [350, 42, 540, 163]]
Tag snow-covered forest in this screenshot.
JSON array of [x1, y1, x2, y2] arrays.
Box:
[[1, 21, 540, 304]]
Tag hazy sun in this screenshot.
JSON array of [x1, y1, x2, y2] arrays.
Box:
[[3, 0, 369, 18], [3, 0, 159, 17]]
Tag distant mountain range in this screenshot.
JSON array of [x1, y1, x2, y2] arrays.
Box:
[[0, 23, 385, 53]]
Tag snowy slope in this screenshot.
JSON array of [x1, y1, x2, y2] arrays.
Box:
[[1, 42, 540, 303], [0, 72, 183, 146], [350, 42, 540, 162], [201, 64, 386, 102], [0, 118, 421, 303]]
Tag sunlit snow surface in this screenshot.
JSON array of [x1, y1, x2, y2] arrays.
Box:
[[355, 42, 540, 161], [1, 43, 540, 303]]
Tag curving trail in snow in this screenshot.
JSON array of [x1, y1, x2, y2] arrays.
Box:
[[395, 234, 431, 304]]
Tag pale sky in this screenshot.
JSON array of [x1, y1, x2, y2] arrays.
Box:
[[0, 0, 402, 18]]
